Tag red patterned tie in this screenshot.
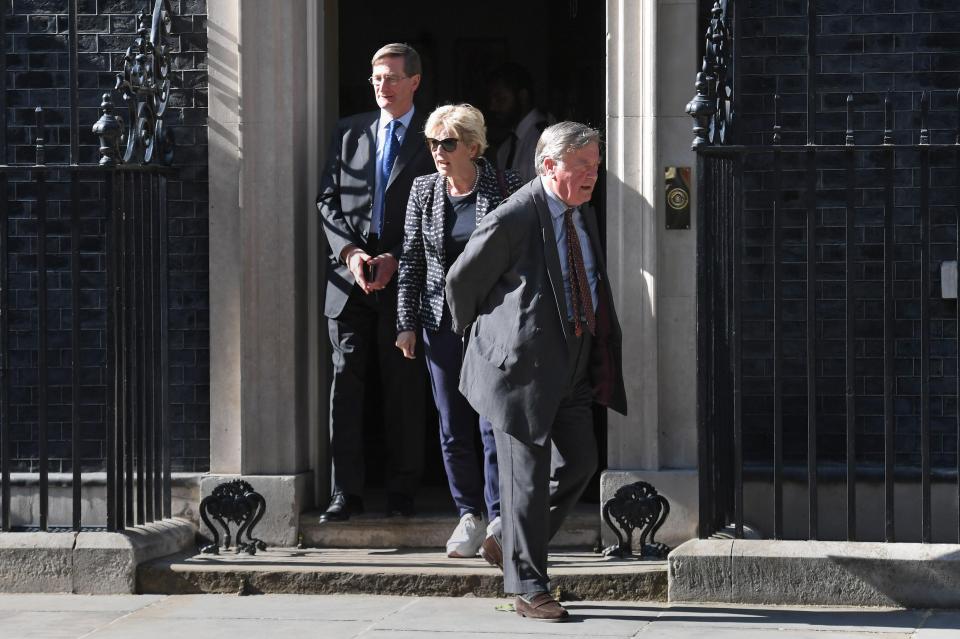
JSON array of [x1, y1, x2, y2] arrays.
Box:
[[564, 208, 596, 337]]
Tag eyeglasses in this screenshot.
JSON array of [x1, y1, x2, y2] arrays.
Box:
[[368, 73, 408, 86], [425, 137, 459, 153]]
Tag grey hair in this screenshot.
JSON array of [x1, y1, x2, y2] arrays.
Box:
[[371, 43, 422, 77], [534, 121, 601, 176]]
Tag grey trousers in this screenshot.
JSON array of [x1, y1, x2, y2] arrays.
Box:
[[494, 332, 598, 595]]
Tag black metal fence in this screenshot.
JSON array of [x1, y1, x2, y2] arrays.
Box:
[[692, 1, 960, 542], [0, 0, 174, 531]]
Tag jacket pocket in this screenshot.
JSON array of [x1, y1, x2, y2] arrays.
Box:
[[471, 320, 508, 368]]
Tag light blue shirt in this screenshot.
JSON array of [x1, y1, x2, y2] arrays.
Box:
[[540, 177, 599, 320], [371, 106, 415, 233]]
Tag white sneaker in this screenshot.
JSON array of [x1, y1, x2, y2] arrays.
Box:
[[446, 513, 486, 558], [486, 515, 501, 539]]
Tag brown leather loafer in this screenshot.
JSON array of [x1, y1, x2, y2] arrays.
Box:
[[515, 593, 569, 622], [479, 534, 503, 570]]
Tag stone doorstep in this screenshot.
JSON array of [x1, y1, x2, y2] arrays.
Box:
[[669, 538, 960, 608], [297, 503, 601, 549], [137, 547, 668, 601]]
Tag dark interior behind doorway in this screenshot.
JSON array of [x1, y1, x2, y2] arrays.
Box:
[[336, 0, 606, 496]]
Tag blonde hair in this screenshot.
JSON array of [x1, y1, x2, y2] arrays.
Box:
[[424, 104, 488, 157], [370, 43, 421, 77]]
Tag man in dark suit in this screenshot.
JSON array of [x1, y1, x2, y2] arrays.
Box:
[[446, 122, 627, 621], [316, 43, 435, 521]]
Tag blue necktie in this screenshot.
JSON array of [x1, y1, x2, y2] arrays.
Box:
[[373, 119, 401, 235]]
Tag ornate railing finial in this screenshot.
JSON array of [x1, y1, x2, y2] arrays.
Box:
[[111, 0, 174, 165], [92, 94, 122, 166], [686, 0, 733, 149]]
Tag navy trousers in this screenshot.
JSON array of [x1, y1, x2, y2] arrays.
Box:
[[422, 314, 500, 521]]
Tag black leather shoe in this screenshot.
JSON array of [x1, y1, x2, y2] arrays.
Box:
[[319, 492, 364, 522], [385, 492, 415, 517]]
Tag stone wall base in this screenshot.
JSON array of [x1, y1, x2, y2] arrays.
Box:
[[200, 473, 312, 547], [3, 473, 201, 529], [600, 469, 699, 549], [669, 538, 960, 607], [0, 518, 195, 594]]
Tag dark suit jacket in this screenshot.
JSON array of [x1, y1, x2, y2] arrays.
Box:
[[396, 157, 523, 333], [316, 109, 436, 318], [445, 178, 628, 446]]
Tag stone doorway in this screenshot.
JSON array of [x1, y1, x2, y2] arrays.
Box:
[[333, 0, 608, 505]]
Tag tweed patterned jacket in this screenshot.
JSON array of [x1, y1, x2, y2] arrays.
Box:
[[397, 157, 523, 333]]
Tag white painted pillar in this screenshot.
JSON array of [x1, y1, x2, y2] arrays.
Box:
[[603, 0, 699, 546], [206, 0, 336, 544]]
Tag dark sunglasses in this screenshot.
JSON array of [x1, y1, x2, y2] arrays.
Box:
[[425, 137, 459, 153]]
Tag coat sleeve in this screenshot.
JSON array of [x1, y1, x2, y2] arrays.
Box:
[[316, 123, 355, 262], [396, 179, 427, 333], [445, 210, 513, 336]]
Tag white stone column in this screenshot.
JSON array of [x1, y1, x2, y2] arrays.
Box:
[[206, 0, 335, 545], [602, 0, 699, 546]]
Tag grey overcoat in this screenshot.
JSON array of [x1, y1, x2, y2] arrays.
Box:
[[445, 178, 628, 446]]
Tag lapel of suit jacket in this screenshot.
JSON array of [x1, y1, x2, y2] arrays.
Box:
[[359, 113, 379, 238], [387, 110, 425, 191], [475, 161, 494, 223], [533, 181, 574, 342], [430, 174, 447, 269]]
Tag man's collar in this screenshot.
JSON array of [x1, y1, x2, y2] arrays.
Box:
[[540, 176, 573, 220], [379, 106, 415, 130]]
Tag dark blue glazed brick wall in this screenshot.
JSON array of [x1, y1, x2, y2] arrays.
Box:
[[732, 1, 960, 470], [2, 0, 209, 472], [739, 0, 960, 145]]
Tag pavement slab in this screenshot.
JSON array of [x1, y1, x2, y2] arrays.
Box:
[[0, 594, 956, 638], [649, 603, 928, 633]]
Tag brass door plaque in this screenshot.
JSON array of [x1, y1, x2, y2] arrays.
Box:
[[665, 166, 691, 230]]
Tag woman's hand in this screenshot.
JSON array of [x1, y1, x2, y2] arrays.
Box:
[[396, 330, 417, 359]]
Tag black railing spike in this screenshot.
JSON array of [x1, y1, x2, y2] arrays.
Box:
[[883, 93, 893, 145], [956, 88, 960, 145], [773, 94, 782, 145], [845, 94, 854, 146], [919, 91, 929, 145], [34, 107, 45, 166]]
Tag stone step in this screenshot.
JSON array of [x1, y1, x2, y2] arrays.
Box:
[[137, 548, 668, 601], [298, 504, 602, 549]]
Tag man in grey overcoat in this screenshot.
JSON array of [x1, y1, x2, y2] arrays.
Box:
[[445, 121, 627, 621]]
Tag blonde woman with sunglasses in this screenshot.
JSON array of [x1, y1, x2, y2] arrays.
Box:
[[396, 103, 523, 559]]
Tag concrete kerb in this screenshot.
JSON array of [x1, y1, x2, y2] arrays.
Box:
[[0, 518, 196, 594], [669, 538, 960, 607]]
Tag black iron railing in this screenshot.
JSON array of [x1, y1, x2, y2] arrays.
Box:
[[691, 0, 960, 542], [0, 0, 175, 532]]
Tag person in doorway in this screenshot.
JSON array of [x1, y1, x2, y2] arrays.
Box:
[[445, 122, 627, 621], [486, 64, 555, 183], [395, 104, 523, 558], [316, 43, 435, 522]]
